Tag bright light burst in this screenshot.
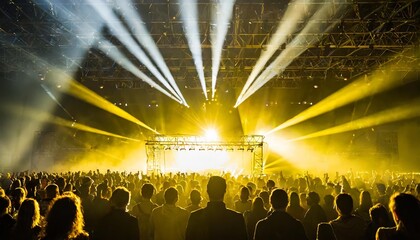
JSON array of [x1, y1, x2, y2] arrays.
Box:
[[204, 128, 219, 141]]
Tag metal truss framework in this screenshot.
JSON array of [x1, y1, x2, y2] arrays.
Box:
[[0, 0, 418, 93], [145, 135, 264, 175]]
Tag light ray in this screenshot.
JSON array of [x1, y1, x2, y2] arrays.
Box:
[[289, 98, 420, 142], [115, 0, 189, 106], [266, 57, 415, 135], [235, 0, 311, 105], [210, 0, 235, 99], [1, 104, 140, 142], [179, 0, 208, 99], [236, 2, 345, 107], [87, 0, 182, 103], [50, 68, 160, 134], [96, 40, 182, 104]]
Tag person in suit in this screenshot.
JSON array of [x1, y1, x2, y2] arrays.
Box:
[[254, 188, 308, 240], [185, 176, 247, 240], [93, 187, 139, 240]]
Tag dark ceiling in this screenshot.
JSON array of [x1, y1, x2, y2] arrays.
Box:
[[0, 0, 419, 136]]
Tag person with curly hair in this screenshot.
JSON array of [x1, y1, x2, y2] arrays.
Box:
[[40, 192, 89, 240], [10, 198, 42, 240]]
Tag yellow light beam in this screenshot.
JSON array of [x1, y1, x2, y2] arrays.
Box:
[[1, 104, 141, 142], [4, 43, 159, 135], [266, 48, 417, 135], [289, 98, 420, 142], [48, 69, 159, 134]]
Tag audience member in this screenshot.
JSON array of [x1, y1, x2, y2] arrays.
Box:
[[131, 183, 158, 240], [327, 193, 366, 240], [150, 187, 190, 240], [303, 191, 327, 240], [244, 197, 267, 240], [93, 187, 139, 240], [287, 191, 306, 221], [258, 191, 270, 210], [10, 187, 26, 216], [10, 198, 41, 240], [0, 195, 15, 240], [235, 186, 252, 213], [39, 192, 89, 240], [354, 190, 373, 223], [89, 181, 111, 234], [376, 193, 420, 240], [254, 189, 307, 240], [40, 183, 59, 216], [186, 189, 202, 212], [365, 204, 392, 240], [186, 176, 247, 240], [322, 194, 338, 221]]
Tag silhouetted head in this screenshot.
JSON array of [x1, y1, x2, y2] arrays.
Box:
[[389, 192, 420, 232], [270, 189, 288, 210], [207, 176, 226, 201], [190, 189, 201, 205], [110, 187, 131, 210], [335, 193, 353, 216], [164, 187, 178, 205], [369, 203, 391, 226], [141, 183, 155, 199], [324, 194, 335, 207], [0, 195, 11, 215], [259, 191, 269, 206], [359, 190, 373, 209], [45, 184, 59, 199], [307, 191, 321, 206], [16, 198, 40, 229], [252, 197, 265, 212], [289, 192, 300, 207], [240, 186, 250, 202], [266, 180, 275, 190], [43, 192, 86, 239]]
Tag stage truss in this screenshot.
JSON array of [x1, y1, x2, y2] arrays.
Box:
[[145, 135, 265, 175]]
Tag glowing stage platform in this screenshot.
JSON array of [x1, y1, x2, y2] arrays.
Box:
[[145, 135, 265, 175]]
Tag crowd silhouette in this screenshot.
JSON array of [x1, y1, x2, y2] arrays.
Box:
[[1, 169, 420, 240]]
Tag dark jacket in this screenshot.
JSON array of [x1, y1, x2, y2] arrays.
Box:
[[254, 210, 308, 240], [93, 208, 139, 240], [186, 201, 247, 240]]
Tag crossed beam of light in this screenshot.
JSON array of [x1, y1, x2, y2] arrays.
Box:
[[96, 40, 182, 104], [288, 98, 420, 142], [115, 0, 188, 106], [4, 39, 160, 135], [34, 0, 184, 105], [235, 0, 310, 106], [179, 0, 208, 99], [266, 49, 417, 136], [48, 68, 160, 134], [210, 0, 235, 99], [1, 104, 140, 142], [235, 1, 345, 107], [87, 0, 184, 104], [40, 84, 75, 121]]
